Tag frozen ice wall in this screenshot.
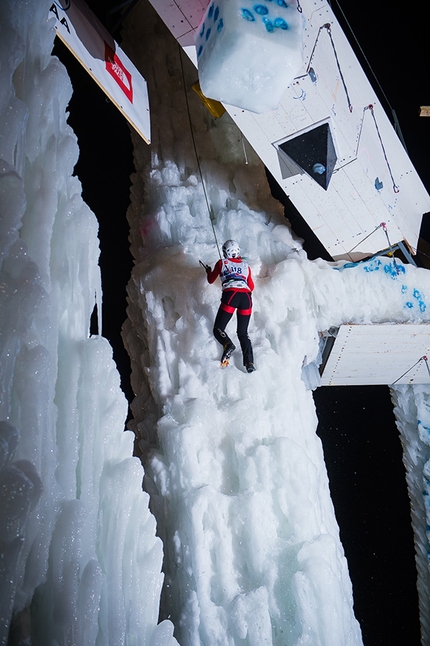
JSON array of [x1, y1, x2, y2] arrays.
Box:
[[0, 2, 176, 644], [122, 4, 430, 645], [391, 385, 430, 643], [123, 5, 353, 645]]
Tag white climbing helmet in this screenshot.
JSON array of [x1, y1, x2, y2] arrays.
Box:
[[222, 239, 241, 259]]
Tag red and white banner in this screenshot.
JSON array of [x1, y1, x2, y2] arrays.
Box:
[[49, 0, 150, 144]]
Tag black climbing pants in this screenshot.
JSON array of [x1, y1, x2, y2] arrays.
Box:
[[213, 290, 254, 365]]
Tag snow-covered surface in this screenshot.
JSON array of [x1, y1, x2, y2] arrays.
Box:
[[195, 0, 303, 113], [2, 0, 430, 644], [0, 2, 175, 644]]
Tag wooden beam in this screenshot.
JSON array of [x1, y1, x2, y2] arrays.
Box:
[[419, 106, 430, 117]]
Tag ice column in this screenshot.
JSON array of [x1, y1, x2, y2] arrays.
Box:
[[0, 2, 175, 644], [123, 5, 362, 645]]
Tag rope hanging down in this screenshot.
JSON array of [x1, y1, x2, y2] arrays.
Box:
[[346, 222, 402, 276], [381, 222, 401, 274], [346, 221, 385, 256], [178, 46, 222, 259], [391, 356, 430, 386], [366, 104, 399, 193], [307, 23, 353, 113]]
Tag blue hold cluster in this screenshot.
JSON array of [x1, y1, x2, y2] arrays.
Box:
[[404, 287, 426, 312], [338, 258, 427, 313], [197, 0, 291, 59], [241, 2, 290, 32], [197, 3, 223, 58]]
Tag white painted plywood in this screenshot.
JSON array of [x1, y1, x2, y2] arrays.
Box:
[[147, 0, 208, 46], [320, 324, 430, 386]]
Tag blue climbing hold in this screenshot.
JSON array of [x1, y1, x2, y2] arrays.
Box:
[[308, 67, 317, 82], [277, 0, 289, 6], [208, 3, 214, 18], [205, 27, 211, 40], [274, 17, 289, 29], [254, 4, 269, 14], [343, 262, 359, 269], [214, 6, 219, 21], [263, 17, 274, 31], [405, 302, 413, 309], [197, 45, 203, 57], [312, 163, 326, 175], [241, 8, 255, 21], [217, 18, 224, 32], [384, 262, 405, 278]]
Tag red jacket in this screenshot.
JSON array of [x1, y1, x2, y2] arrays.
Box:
[[207, 257, 254, 292]]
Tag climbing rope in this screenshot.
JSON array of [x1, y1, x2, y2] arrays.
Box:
[[346, 221, 402, 274], [381, 222, 401, 274], [391, 356, 430, 386], [330, 0, 407, 148], [307, 23, 353, 112], [346, 222, 385, 256], [326, 24, 353, 113], [178, 46, 222, 259], [366, 104, 399, 193]]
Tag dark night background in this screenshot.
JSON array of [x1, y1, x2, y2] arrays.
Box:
[[53, 1, 430, 643]]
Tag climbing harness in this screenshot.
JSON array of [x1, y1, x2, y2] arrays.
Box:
[[391, 356, 430, 386], [178, 46, 222, 259]]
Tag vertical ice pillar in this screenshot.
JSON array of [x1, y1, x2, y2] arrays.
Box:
[[195, 0, 303, 113]]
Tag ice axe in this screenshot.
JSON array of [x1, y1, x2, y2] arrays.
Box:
[[199, 260, 211, 272]]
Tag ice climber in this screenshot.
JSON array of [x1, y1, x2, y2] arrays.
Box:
[[204, 239, 256, 373]]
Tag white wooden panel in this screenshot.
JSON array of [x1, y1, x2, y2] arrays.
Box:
[[147, 0, 208, 46], [222, 2, 430, 260], [321, 324, 430, 386]]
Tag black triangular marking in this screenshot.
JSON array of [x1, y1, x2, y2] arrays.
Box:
[[279, 123, 337, 190]]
